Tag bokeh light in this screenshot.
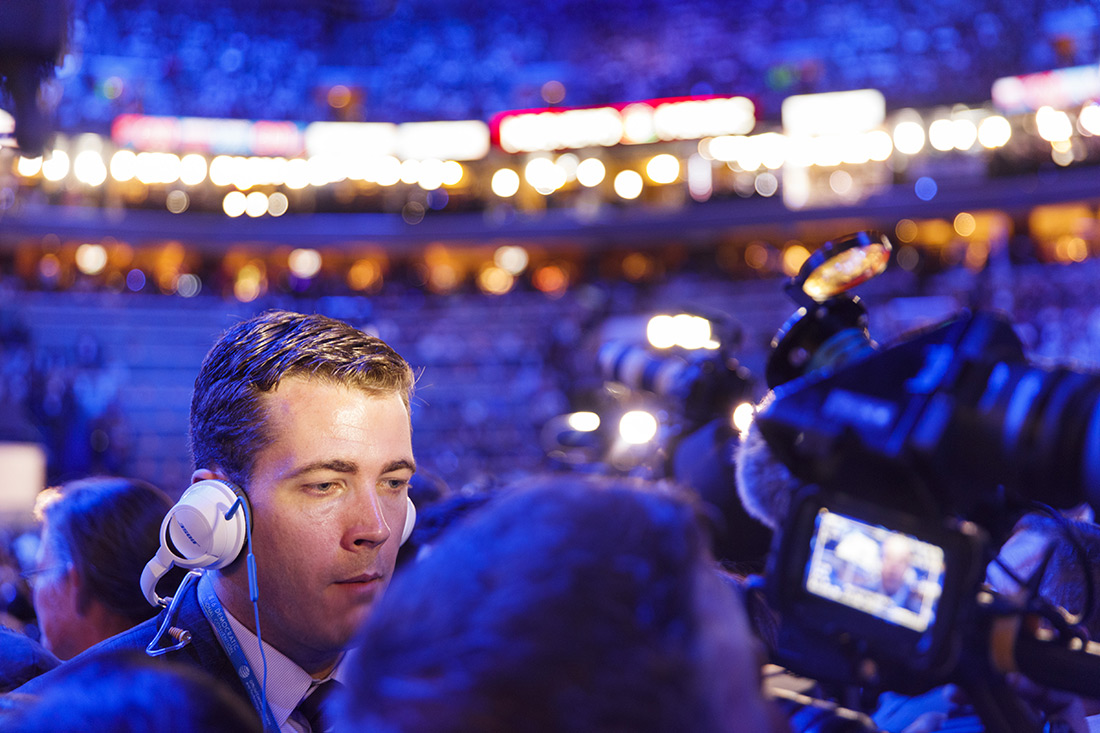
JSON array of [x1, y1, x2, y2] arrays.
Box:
[[613, 170, 643, 199], [494, 245, 529, 275], [619, 410, 658, 444], [477, 265, 514, 295], [244, 191, 268, 217], [267, 192, 289, 216], [781, 244, 811, 276], [348, 259, 382, 291], [491, 168, 521, 197], [954, 212, 977, 237], [176, 274, 202, 298], [567, 411, 600, 432], [576, 158, 606, 187], [76, 243, 108, 275], [73, 150, 107, 186], [166, 190, 190, 214], [533, 263, 569, 294], [1037, 106, 1073, 143], [978, 116, 1011, 149], [222, 191, 247, 217], [915, 177, 938, 201], [645, 154, 680, 184], [893, 120, 926, 155], [288, 248, 322, 278], [17, 156, 43, 177], [180, 154, 208, 186], [524, 157, 566, 195], [42, 150, 70, 182]]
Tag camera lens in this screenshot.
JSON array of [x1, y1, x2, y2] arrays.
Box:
[[968, 362, 1100, 510]]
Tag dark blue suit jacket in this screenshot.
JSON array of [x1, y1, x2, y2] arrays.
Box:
[[0, 626, 59, 693], [13, 576, 251, 708]]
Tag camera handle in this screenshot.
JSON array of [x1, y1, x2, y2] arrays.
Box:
[[955, 606, 1100, 733], [949, 611, 1044, 733], [990, 609, 1100, 703], [1012, 631, 1100, 698]]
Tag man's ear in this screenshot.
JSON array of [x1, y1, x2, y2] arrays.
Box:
[[192, 467, 229, 484], [68, 565, 93, 616]]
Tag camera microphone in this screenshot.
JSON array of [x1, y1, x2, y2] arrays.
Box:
[[734, 392, 805, 531]]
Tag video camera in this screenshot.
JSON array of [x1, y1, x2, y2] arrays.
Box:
[[751, 231, 1100, 731], [540, 310, 773, 563]]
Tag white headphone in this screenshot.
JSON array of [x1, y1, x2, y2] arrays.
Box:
[[141, 478, 417, 606]]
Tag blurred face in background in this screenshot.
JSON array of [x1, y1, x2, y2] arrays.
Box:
[[880, 536, 913, 596], [29, 525, 82, 659]]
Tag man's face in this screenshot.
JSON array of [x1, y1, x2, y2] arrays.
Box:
[[30, 527, 80, 659], [880, 539, 912, 596], [217, 375, 414, 674]]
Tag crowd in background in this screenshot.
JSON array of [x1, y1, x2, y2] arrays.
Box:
[[3, 249, 1100, 489], [54, 0, 1097, 130]]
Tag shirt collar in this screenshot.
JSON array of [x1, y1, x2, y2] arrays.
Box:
[[216, 590, 347, 731]]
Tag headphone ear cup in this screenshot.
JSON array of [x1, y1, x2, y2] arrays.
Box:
[[401, 496, 416, 546], [164, 479, 248, 570]]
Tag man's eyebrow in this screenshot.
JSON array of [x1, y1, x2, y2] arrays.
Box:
[[285, 458, 416, 479], [286, 459, 359, 478], [383, 459, 417, 475]]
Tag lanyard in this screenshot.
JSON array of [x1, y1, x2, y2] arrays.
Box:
[[197, 572, 281, 733]]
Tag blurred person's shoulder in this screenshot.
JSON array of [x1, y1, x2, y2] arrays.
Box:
[[0, 625, 60, 693]]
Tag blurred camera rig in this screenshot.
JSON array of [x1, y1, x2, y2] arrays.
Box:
[[540, 304, 776, 563], [753, 231, 1100, 733]]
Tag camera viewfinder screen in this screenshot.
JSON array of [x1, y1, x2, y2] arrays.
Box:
[[804, 509, 946, 633]]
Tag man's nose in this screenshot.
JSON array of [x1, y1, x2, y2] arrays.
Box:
[[343, 486, 391, 549]]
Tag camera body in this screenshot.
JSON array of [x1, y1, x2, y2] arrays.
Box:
[[751, 231, 1100, 708], [765, 486, 987, 693]]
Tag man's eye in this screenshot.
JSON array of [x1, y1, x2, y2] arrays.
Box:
[[309, 482, 340, 493], [381, 478, 410, 492]]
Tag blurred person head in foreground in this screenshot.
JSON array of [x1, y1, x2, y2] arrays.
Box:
[[336, 474, 781, 733]]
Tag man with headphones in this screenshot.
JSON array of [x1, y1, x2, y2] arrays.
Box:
[[15, 309, 418, 733]]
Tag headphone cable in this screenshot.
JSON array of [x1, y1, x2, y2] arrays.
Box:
[[227, 496, 271, 724]]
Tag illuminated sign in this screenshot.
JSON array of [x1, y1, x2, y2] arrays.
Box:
[[395, 121, 491, 161], [304, 122, 398, 157], [112, 114, 306, 156], [304, 120, 489, 160], [779, 90, 890, 211], [782, 89, 886, 136], [491, 95, 756, 153], [992, 64, 1100, 115], [113, 115, 491, 162]]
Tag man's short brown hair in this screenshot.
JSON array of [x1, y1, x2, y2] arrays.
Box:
[[189, 310, 414, 489]]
